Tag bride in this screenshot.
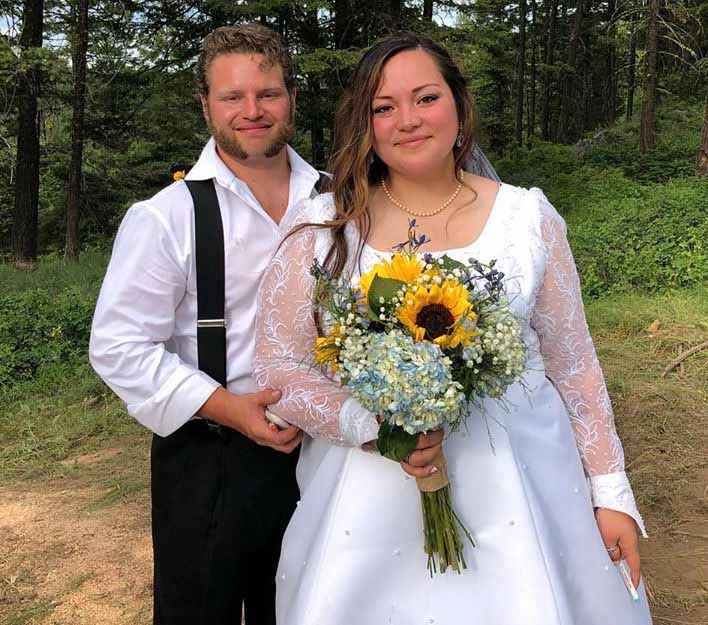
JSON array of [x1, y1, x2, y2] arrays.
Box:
[[253, 33, 652, 625]]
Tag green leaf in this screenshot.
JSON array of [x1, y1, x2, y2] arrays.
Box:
[[367, 275, 405, 318], [376, 422, 418, 462], [439, 255, 467, 274]]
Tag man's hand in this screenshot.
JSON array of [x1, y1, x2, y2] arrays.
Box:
[[595, 507, 642, 589], [400, 429, 444, 478], [199, 387, 302, 453]]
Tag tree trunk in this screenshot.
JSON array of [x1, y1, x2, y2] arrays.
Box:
[[540, 0, 559, 140], [388, 0, 403, 29], [580, 0, 593, 133], [423, 0, 433, 20], [515, 0, 527, 145], [605, 0, 617, 124], [626, 7, 637, 121], [11, 0, 44, 268], [697, 94, 708, 176], [557, 0, 583, 142], [64, 0, 89, 261], [640, 0, 660, 154], [528, 0, 537, 143], [303, 9, 325, 168], [334, 0, 353, 49]]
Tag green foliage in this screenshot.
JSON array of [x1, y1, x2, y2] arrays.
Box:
[[0, 285, 98, 387], [491, 98, 708, 298], [581, 104, 703, 184], [367, 275, 405, 319], [567, 176, 708, 297]]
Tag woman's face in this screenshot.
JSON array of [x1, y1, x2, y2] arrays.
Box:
[[371, 48, 459, 179]]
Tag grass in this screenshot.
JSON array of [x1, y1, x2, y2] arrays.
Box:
[[0, 361, 146, 482], [0, 248, 108, 295], [3, 600, 57, 625], [65, 573, 96, 593], [586, 288, 708, 526]]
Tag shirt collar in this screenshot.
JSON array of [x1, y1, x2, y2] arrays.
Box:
[[185, 137, 320, 197]]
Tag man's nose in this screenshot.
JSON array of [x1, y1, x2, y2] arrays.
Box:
[[242, 95, 263, 119]]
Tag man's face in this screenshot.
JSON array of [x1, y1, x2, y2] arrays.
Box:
[[201, 52, 295, 161]]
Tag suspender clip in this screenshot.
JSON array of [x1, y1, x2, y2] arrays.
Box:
[[197, 318, 226, 328]]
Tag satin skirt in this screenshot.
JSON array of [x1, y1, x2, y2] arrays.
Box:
[[276, 372, 652, 625]]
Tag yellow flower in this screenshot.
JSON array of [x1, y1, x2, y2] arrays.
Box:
[[358, 253, 424, 299], [314, 323, 344, 372], [173, 170, 186, 181], [397, 279, 477, 349]]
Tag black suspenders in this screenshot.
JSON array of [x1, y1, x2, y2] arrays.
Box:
[[186, 173, 328, 389], [186, 180, 227, 387]]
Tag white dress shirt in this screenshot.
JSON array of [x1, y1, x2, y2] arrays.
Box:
[[89, 138, 320, 437]]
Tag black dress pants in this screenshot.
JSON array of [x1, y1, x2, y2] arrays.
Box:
[[151, 420, 299, 625]]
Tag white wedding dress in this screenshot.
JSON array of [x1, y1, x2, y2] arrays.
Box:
[[253, 184, 653, 625]]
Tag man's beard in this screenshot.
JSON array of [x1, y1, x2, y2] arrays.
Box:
[[207, 117, 295, 161]]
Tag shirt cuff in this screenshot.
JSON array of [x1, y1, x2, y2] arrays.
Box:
[[588, 471, 648, 538], [128, 366, 221, 437], [339, 397, 379, 447]]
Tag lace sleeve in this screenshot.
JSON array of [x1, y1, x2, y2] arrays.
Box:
[[253, 220, 379, 447], [530, 190, 646, 535]]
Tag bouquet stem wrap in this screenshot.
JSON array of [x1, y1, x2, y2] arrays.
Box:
[[415, 451, 449, 492]]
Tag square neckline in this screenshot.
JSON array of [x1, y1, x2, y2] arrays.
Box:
[[361, 182, 507, 256]]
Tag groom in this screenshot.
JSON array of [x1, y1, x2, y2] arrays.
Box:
[[90, 24, 312, 625]]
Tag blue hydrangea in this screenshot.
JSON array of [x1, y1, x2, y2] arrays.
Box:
[[340, 330, 465, 434]]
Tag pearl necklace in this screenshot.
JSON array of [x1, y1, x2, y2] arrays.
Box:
[[381, 171, 464, 218]]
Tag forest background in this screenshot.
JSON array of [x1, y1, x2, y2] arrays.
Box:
[[1, 1, 708, 624]]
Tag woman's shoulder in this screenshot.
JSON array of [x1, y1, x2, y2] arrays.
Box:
[[292, 192, 337, 227], [494, 182, 565, 232]]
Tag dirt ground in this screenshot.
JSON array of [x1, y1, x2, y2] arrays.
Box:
[[0, 447, 153, 625], [1, 443, 707, 625]]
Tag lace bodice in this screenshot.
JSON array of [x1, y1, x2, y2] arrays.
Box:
[[253, 185, 646, 534]]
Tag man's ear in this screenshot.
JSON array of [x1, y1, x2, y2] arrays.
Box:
[[200, 95, 210, 121]]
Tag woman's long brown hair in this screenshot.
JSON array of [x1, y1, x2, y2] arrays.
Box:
[[297, 32, 477, 282]]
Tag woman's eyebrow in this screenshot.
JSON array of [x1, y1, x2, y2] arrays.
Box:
[[373, 83, 441, 100]]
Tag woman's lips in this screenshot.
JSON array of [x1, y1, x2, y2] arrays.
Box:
[[396, 136, 431, 148]]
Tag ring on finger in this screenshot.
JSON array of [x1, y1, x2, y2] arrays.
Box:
[[606, 544, 620, 554]]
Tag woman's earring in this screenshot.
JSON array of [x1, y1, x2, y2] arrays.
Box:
[[455, 131, 464, 148]]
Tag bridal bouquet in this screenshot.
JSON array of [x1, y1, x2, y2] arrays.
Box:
[[311, 220, 526, 575]]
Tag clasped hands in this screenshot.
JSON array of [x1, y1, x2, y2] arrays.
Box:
[[199, 387, 302, 453]]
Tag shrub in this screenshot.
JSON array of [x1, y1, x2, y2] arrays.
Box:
[[0, 285, 98, 387], [565, 176, 708, 297]]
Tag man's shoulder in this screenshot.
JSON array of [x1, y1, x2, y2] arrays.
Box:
[[125, 180, 195, 226], [143, 179, 195, 214], [117, 180, 196, 246]]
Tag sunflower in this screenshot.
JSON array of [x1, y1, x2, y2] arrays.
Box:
[[314, 323, 344, 372], [357, 253, 424, 299], [397, 280, 477, 349]]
